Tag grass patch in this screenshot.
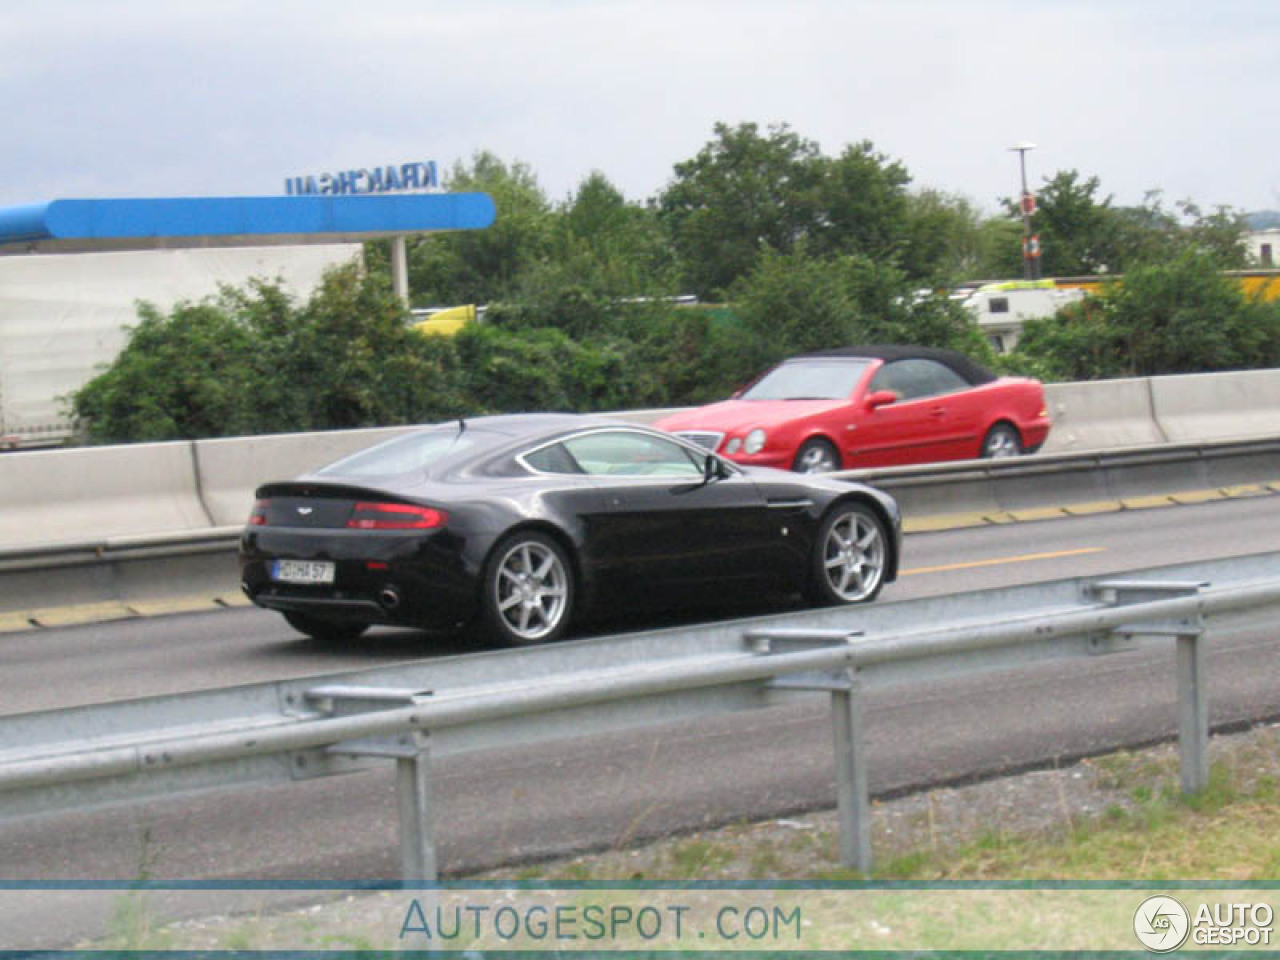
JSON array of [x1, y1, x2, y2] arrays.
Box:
[[871, 759, 1280, 882], [667, 838, 735, 877], [522, 726, 1280, 885]]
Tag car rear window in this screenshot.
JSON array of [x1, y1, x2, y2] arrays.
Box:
[[315, 429, 478, 478]]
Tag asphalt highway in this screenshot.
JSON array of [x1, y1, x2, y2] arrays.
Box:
[[2, 496, 1280, 943]]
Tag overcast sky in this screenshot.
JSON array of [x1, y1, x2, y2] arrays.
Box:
[[3, 1, 1276, 216]]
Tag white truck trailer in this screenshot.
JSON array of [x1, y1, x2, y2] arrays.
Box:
[[958, 279, 1086, 353], [0, 245, 359, 447]]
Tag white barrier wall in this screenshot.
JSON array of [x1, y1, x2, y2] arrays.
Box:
[[3, 371, 1280, 551], [1149, 369, 1280, 442], [0, 442, 210, 547], [0, 245, 362, 447], [1041, 378, 1164, 452], [195, 426, 417, 528]]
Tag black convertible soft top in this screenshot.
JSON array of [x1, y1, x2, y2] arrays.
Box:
[[793, 345, 998, 386]]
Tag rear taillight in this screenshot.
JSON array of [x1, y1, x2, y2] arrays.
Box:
[[248, 499, 269, 526], [347, 502, 447, 530]]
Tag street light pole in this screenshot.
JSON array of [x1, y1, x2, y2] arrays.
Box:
[[1008, 142, 1039, 280]]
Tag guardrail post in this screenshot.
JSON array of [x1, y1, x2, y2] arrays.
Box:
[[1087, 580, 1209, 795], [396, 732, 437, 883], [305, 685, 438, 882], [831, 671, 871, 873], [1176, 633, 1209, 794], [754, 628, 871, 873]]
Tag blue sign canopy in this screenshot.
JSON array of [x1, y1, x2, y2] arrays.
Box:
[[0, 193, 496, 255]]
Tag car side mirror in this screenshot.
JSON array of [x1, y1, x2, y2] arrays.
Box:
[[703, 455, 728, 483], [865, 389, 900, 410]]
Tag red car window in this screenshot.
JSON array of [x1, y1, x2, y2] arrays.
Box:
[[741, 360, 871, 400], [869, 359, 969, 401]]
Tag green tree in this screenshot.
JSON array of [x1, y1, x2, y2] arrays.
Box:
[[71, 299, 264, 443], [282, 265, 455, 429], [403, 151, 554, 305], [657, 122, 826, 298], [631, 306, 765, 406], [1020, 169, 1120, 276], [1001, 173, 1249, 279], [1178, 201, 1249, 268], [452, 324, 645, 414], [555, 170, 677, 298], [729, 246, 990, 365], [970, 217, 1027, 280], [1107, 191, 1183, 268], [729, 246, 863, 360], [657, 123, 920, 297], [71, 266, 471, 443], [478, 172, 680, 342], [900, 189, 987, 281], [1107, 193, 1249, 271], [811, 141, 912, 263]]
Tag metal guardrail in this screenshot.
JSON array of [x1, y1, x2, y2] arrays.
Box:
[[842, 434, 1280, 517], [3, 552, 1280, 876], [0, 527, 239, 570]]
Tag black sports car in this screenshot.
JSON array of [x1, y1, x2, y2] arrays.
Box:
[[240, 413, 902, 646]]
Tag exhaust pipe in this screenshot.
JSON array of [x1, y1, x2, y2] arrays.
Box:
[[378, 587, 402, 611]]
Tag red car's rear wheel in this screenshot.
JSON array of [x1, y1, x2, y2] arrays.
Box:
[[981, 423, 1023, 458]]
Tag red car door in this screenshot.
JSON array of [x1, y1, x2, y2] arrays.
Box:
[[844, 359, 977, 466]]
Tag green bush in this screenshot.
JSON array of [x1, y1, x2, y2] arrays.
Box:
[[1015, 252, 1280, 379]]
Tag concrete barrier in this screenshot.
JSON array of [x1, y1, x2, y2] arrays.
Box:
[[851, 438, 1280, 521], [0, 442, 211, 548], [3, 435, 1279, 619], [2, 370, 1278, 554], [1041, 378, 1165, 452], [1150, 369, 1280, 442], [195, 426, 415, 528]]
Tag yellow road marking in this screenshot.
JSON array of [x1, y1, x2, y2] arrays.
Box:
[[903, 546, 1106, 577]]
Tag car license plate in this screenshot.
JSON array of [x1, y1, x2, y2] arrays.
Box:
[[271, 559, 336, 584]]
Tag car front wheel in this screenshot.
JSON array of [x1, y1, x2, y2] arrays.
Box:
[[792, 437, 840, 473], [981, 423, 1023, 458], [482, 531, 575, 646], [808, 502, 889, 605]]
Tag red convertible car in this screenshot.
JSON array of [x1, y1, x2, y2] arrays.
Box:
[[654, 345, 1050, 472]]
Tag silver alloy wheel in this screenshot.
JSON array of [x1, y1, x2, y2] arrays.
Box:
[[795, 439, 838, 473], [821, 509, 886, 602], [494, 539, 570, 642], [982, 424, 1022, 459]]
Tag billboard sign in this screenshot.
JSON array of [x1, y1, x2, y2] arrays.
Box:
[[285, 162, 439, 196]]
